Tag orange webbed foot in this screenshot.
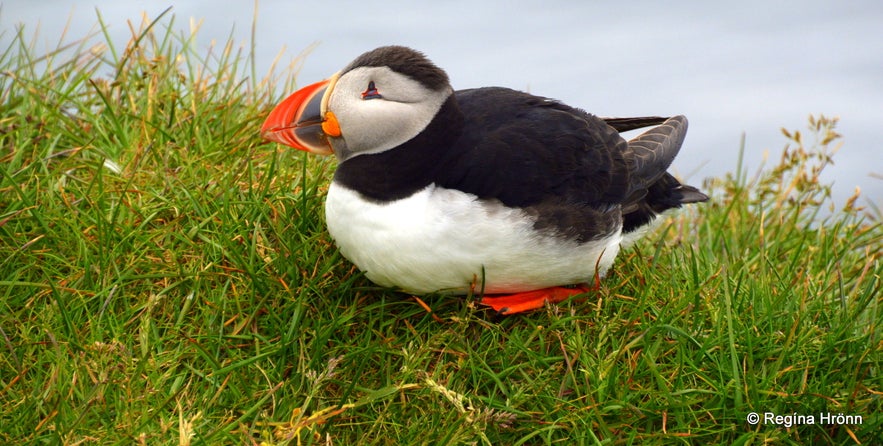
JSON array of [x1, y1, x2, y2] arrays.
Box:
[[479, 285, 592, 315]]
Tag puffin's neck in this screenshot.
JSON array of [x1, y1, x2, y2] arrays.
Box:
[[332, 95, 464, 202]]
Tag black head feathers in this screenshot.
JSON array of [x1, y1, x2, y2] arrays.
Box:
[[343, 45, 451, 92]]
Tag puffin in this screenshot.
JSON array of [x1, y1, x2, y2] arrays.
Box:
[[261, 45, 708, 314]]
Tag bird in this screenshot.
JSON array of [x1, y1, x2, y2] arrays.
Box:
[[261, 45, 708, 315]]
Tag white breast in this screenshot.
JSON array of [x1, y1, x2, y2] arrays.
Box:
[[324, 182, 623, 294]]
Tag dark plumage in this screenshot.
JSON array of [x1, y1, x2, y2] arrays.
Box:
[[334, 84, 707, 242], [342, 45, 451, 92], [262, 45, 709, 314]]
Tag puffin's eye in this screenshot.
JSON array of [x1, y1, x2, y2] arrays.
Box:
[[361, 81, 382, 100]]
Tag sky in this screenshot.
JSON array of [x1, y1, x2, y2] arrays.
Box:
[[3, 0, 881, 209]]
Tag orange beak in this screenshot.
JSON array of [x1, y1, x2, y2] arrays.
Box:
[[261, 77, 341, 155]]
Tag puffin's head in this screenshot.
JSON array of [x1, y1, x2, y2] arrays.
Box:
[[261, 46, 453, 162]]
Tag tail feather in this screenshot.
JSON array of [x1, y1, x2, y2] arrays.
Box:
[[622, 172, 708, 233], [604, 114, 708, 238], [603, 116, 669, 133]]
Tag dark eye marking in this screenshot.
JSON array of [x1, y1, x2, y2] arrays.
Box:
[[361, 81, 382, 100]]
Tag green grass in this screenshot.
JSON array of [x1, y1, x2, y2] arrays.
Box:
[[1, 11, 881, 446]]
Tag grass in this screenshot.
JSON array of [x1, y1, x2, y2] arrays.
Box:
[[1, 10, 881, 446]]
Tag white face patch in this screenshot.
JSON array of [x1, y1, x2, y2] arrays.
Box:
[[326, 66, 452, 161]]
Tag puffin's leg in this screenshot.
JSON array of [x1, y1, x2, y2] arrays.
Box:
[[479, 285, 591, 315]]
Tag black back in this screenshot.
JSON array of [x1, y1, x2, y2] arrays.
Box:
[[334, 87, 707, 242]]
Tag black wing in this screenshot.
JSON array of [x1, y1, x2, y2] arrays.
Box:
[[430, 88, 631, 241], [436, 88, 706, 238], [616, 115, 709, 231], [438, 87, 631, 209], [603, 116, 668, 132], [333, 87, 707, 240]]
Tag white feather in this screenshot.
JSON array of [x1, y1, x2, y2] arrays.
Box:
[[324, 182, 623, 294], [620, 215, 661, 248]]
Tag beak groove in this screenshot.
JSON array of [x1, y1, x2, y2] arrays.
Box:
[[261, 79, 335, 155]]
